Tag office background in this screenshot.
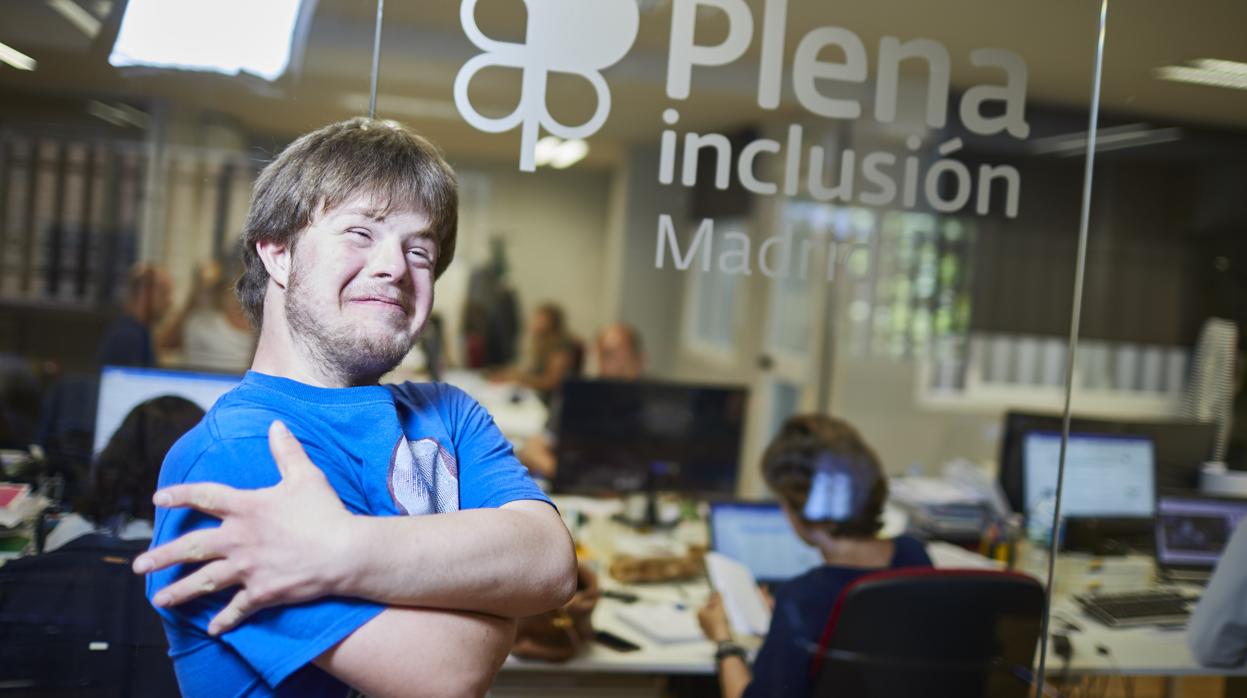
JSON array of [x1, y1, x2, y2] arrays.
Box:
[[0, 0, 1245, 696]]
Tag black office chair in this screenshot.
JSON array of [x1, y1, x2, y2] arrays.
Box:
[[808, 568, 1045, 698], [0, 534, 179, 697]]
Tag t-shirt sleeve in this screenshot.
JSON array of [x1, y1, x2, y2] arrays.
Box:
[[1189, 518, 1247, 667], [148, 434, 383, 689], [438, 384, 554, 510]]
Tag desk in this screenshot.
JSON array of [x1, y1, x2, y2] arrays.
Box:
[[1048, 597, 1228, 677], [500, 500, 726, 693], [505, 581, 720, 676], [497, 503, 1246, 698]]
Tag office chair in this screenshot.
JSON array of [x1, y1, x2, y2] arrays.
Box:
[[0, 534, 179, 697], [808, 568, 1045, 698]]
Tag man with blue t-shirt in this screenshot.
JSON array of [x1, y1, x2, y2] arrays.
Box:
[[133, 118, 577, 697]]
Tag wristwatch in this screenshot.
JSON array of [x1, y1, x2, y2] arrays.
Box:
[[715, 640, 747, 663]]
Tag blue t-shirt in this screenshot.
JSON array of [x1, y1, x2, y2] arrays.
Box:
[[147, 371, 552, 698], [743, 535, 932, 698]]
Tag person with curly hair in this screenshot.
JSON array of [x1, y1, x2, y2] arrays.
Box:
[[43, 395, 204, 551], [697, 413, 933, 698]]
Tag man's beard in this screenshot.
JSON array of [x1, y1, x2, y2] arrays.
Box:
[[285, 266, 414, 385]]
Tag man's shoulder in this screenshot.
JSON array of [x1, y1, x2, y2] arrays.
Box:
[[386, 379, 452, 402], [386, 380, 482, 413], [159, 415, 273, 490], [160, 387, 325, 488]]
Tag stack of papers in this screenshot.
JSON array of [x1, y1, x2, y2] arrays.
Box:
[[0, 483, 34, 529], [890, 476, 991, 540], [705, 552, 772, 636]]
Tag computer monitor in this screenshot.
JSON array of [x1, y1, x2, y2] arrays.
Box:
[[708, 501, 823, 584], [552, 379, 747, 496], [93, 366, 240, 454], [1021, 431, 1156, 518], [999, 411, 1217, 515], [1156, 493, 1247, 580]]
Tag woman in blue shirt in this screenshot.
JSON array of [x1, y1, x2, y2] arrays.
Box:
[[698, 414, 932, 698]]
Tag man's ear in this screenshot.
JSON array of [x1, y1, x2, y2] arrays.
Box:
[[255, 239, 292, 289]]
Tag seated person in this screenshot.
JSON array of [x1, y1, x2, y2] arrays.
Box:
[[697, 414, 932, 698], [517, 322, 645, 478], [97, 263, 173, 368], [1188, 516, 1247, 667], [158, 259, 256, 372], [44, 395, 204, 551], [492, 303, 581, 404]]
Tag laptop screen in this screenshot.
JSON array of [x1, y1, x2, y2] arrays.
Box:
[[1156, 494, 1247, 569], [709, 501, 823, 583]]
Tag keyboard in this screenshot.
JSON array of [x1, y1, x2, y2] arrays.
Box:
[[1076, 589, 1194, 628]]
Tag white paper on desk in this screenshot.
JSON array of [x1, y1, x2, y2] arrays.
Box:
[[613, 533, 687, 558], [615, 603, 704, 644], [926, 541, 1003, 570], [942, 459, 1012, 520], [0, 492, 45, 529], [705, 552, 772, 636]]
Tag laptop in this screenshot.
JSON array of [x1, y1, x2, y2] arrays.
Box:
[[707, 501, 823, 586], [1155, 492, 1247, 583]]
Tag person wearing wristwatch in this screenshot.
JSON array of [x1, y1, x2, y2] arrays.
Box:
[[698, 589, 765, 698], [697, 414, 932, 698]]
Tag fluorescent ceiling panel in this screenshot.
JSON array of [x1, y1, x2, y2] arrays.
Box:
[[109, 0, 304, 81], [48, 0, 102, 39], [0, 42, 37, 71]]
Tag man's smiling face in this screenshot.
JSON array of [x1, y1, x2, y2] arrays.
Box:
[[284, 193, 437, 382]]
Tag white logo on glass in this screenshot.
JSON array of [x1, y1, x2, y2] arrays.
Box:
[[454, 0, 639, 171]]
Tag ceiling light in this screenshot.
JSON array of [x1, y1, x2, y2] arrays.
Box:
[[1031, 124, 1182, 156], [110, 0, 306, 81], [47, 0, 101, 39], [1156, 58, 1247, 91], [0, 42, 37, 71], [87, 100, 150, 129], [1156, 66, 1247, 90], [87, 100, 129, 127], [549, 140, 589, 169], [533, 137, 562, 167], [1193, 59, 1247, 78], [532, 137, 589, 169]]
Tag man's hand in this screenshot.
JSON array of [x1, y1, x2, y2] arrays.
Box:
[[134, 420, 355, 635]]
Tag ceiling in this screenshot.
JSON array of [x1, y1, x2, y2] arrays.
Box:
[[1, 0, 1245, 168]]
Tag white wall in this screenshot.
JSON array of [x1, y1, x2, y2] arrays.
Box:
[[830, 355, 1004, 475]]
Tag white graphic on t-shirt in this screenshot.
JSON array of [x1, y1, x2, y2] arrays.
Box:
[[387, 436, 460, 515]]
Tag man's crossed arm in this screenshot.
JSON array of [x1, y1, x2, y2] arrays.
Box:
[[136, 421, 577, 697]]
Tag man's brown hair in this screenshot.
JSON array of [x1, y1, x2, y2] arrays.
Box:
[[235, 117, 458, 327], [761, 414, 888, 538]]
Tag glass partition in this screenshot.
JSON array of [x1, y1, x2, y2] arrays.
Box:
[[1051, 2, 1247, 695], [11, 1, 1239, 696]]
